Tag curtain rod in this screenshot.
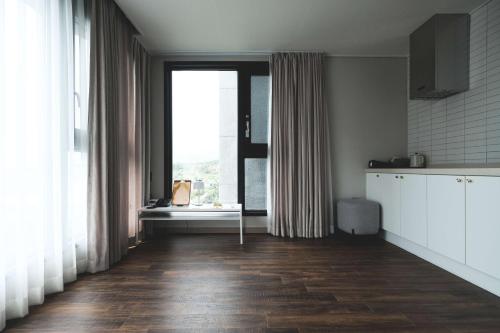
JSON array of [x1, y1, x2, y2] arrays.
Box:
[[149, 51, 408, 58]]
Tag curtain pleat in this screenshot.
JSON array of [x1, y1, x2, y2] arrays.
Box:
[[87, 0, 150, 272], [269, 53, 333, 238], [131, 39, 151, 240]]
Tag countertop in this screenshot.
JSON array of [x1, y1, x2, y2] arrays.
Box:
[[366, 166, 500, 176]]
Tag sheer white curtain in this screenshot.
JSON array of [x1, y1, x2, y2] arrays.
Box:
[[0, 0, 88, 330]]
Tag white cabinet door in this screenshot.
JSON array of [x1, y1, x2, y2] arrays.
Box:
[[366, 173, 384, 233], [400, 174, 427, 247], [427, 175, 466, 263], [466, 176, 500, 279], [379, 173, 401, 235], [366, 173, 382, 203]]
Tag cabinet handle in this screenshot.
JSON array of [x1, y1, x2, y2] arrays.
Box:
[[466, 178, 473, 183], [376, 174, 379, 178], [456, 178, 463, 183], [400, 175, 404, 179], [395, 176, 399, 179]]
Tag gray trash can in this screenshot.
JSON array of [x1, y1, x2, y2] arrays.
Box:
[[337, 198, 380, 235]]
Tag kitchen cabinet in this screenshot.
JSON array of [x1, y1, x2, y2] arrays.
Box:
[[466, 176, 500, 279], [366, 173, 400, 235], [366, 170, 500, 296], [366, 173, 381, 203], [427, 175, 465, 263], [380, 173, 401, 235], [400, 174, 427, 247]]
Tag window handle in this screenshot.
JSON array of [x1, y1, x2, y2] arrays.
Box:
[[74, 92, 81, 108], [245, 118, 250, 139]]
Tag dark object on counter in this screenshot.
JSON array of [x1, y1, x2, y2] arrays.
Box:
[[146, 198, 171, 209], [368, 157, 410, 169], [391, 157, 411, 168], [368, 160, 392, 168]]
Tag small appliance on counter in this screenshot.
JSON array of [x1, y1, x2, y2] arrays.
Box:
[[368, 156, 410, 169], [409, 152, 426, 168], [146, 198, 171, 209]]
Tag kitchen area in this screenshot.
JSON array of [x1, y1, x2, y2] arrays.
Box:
[[365, 2, 500, 298]]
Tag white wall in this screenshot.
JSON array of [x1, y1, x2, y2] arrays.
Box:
[[150, 55, 408, 229], [327, 57, 408, 200]]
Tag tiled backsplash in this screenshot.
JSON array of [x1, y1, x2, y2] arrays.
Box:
[[408, 0, 500, 165]]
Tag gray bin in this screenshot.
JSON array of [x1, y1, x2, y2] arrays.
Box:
[[337, 198, 380, 235]]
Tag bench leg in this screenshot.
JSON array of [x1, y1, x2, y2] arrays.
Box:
[[136, 211, 140, 245], [240, 211, 243, 245]]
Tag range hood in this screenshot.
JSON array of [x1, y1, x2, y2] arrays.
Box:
[[410, 14, 470, 100]]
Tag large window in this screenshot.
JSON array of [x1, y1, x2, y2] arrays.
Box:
[[171, 70, 238, 204], [165, 62, 269, 215]]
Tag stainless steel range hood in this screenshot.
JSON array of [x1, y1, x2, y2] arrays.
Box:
[[410, 14, 470, 100]]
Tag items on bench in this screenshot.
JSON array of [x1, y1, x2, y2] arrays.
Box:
[[136, 204, 243, 244]]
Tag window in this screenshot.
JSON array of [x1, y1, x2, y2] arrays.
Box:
[[171, 70, 238, 204], [239, 66, 269, 215], [165, 62, 269, 215]]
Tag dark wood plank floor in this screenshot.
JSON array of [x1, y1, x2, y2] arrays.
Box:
[[5, 234, 500, 332]]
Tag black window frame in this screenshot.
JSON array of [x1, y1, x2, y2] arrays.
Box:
[[164, 61, 269, 216]]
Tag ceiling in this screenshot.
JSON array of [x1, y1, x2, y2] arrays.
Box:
[[115, 0, 486, 56]]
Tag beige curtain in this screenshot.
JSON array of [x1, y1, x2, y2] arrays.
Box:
[[130, 39, 151, 239], [87, 0, 150, 273], [269, 53, 333, 238]]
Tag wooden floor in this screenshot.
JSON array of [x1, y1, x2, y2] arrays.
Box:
[[6, 234, 500, 332]]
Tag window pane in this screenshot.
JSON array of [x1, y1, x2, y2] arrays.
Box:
[[244, 158, 267, 210], [250, 76, 269, 143], [172, 71, 238, 204]]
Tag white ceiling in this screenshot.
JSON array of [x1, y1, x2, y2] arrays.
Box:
[[115, 0, 486, 56]]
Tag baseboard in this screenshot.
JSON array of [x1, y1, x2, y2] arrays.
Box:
[[381, 230, 500, 297]]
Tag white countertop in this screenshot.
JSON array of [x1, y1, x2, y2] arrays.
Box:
[[366, 167, 500, 176]]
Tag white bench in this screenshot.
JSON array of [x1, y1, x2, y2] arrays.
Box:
[[136, 204, 243, 244]]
